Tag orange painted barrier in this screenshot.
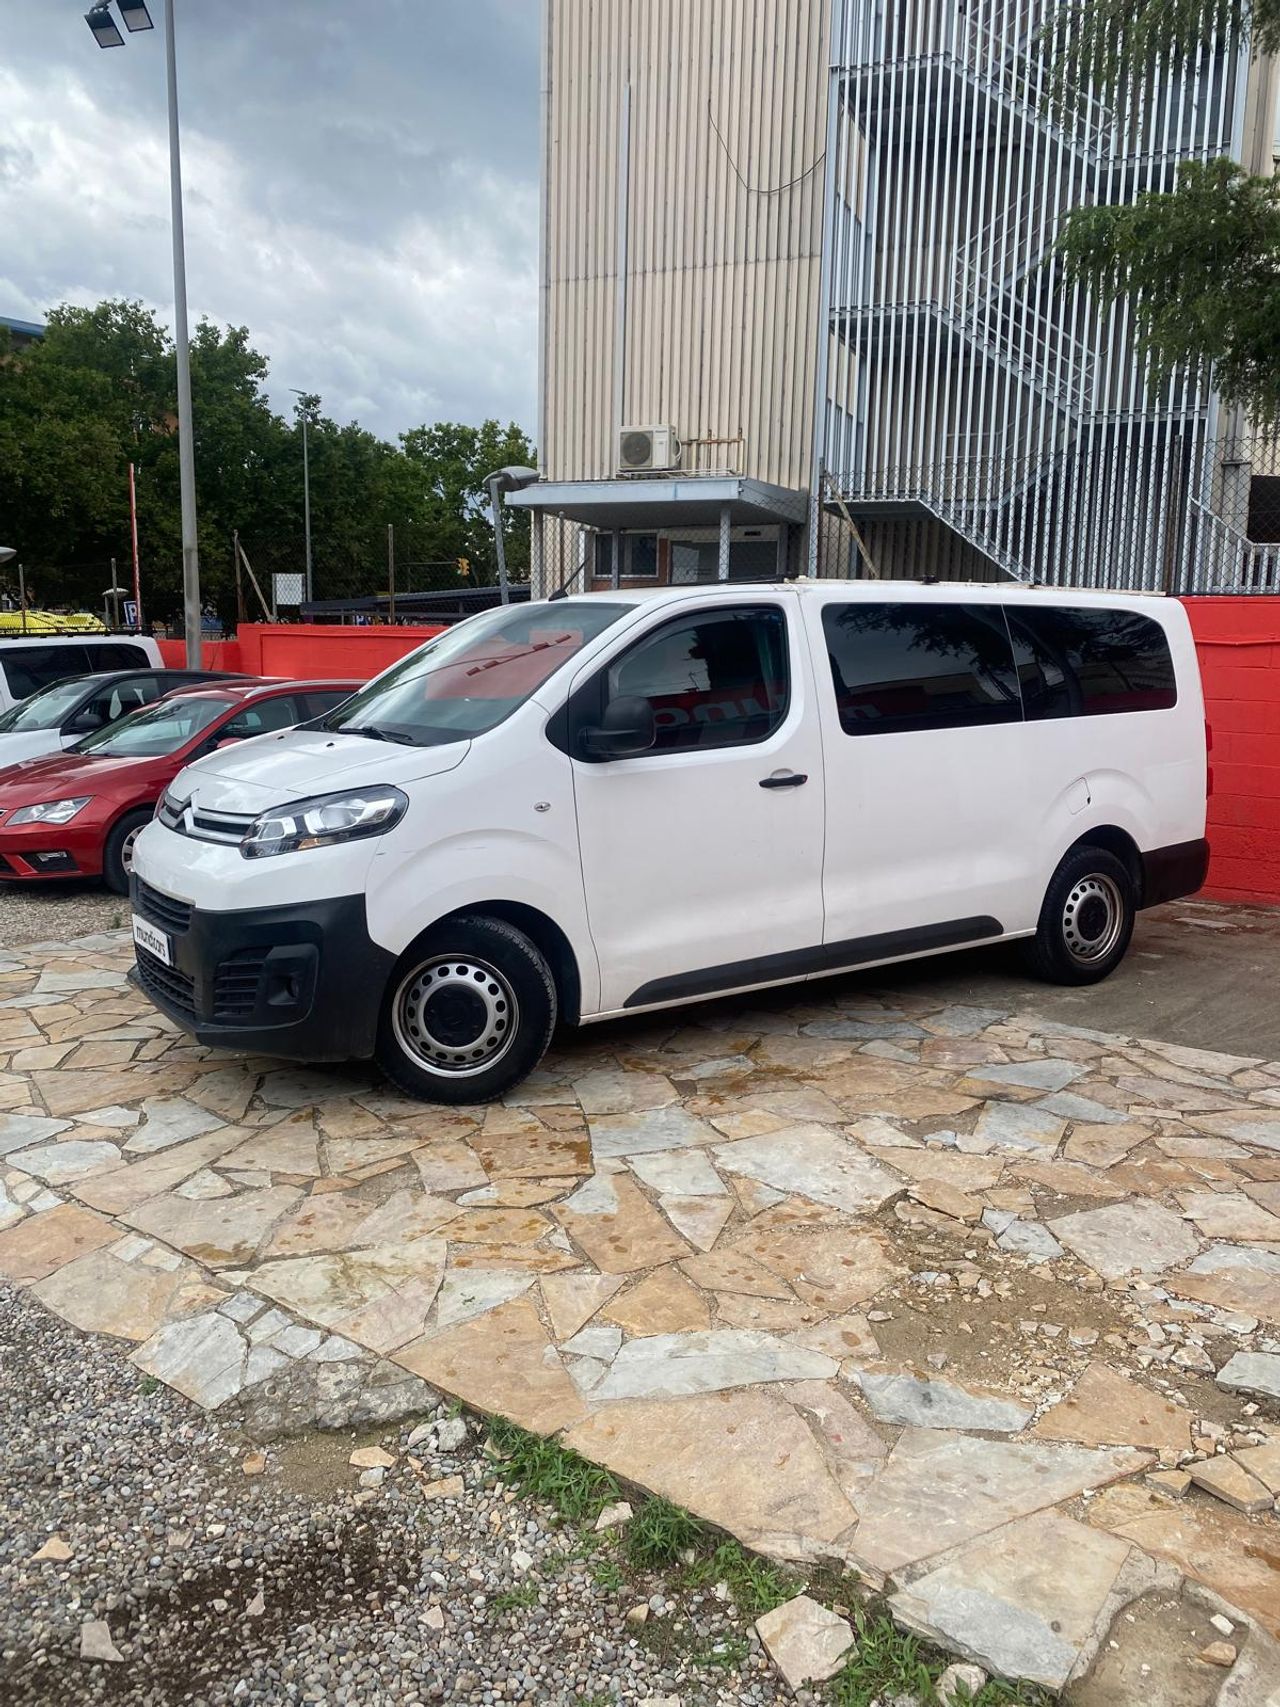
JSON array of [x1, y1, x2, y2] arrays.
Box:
[[157, 623, 443, 682], [1181, 596, 1280, 907]]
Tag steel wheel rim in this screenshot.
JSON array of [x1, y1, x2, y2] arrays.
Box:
[[121, 826, 142, 874], [391, 955, 519, 1077], [1062, 873, 1125, 964]]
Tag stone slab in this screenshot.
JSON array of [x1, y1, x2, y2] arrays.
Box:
[[1050, 1200, 1200, 1281], [1032, 1363, 1195, 1456]]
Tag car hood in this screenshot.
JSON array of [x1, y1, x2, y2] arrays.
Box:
[[0, 749, 150, 806], [171, 729, 471, 814], [0, 730, 64, 769]]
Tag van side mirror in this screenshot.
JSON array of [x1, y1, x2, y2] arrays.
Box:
[[580, 695, 656, 761]]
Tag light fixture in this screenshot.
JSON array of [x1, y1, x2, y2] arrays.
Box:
[[117, 0, 155, 30], [85, 5, 125, 47]]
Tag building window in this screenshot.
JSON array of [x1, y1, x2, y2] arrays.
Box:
[[668, 527, 781, 584], [1006, 607, 1177, 718], [822, 603, 1021, 736], [607, 607, 790, 753], [593, 532, 660, 580]]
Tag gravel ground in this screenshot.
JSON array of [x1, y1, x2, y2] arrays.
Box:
[[0, 1283, 799, 1707], [0, 883, 126, 948]]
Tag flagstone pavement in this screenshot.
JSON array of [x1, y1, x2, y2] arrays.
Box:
[[3, 928, 1280, 1697]]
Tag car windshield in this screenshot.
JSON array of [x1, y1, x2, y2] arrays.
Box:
[[0, 678, 89, 733], [73, 695, 231, 758], [319, 601, 632, 746]]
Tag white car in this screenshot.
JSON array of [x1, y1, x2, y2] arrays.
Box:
[[131, 581, 1210, 1104], [0, 669, 246, 768]]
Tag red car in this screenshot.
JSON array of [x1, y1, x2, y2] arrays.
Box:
[[0, 679, 360, 893]]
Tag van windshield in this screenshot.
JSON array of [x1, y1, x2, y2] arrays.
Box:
[[320, 601, 632, 746]]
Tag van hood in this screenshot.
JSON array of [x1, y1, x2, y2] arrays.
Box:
[[173, 728, 471, 813]]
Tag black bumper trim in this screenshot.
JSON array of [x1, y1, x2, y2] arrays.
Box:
[[130, 884, 396, 1062], [1140, 837, 1211, 910]]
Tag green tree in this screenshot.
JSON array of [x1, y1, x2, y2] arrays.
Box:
[[0, 297, 537, 623], [1051, 0, 1280, 420]]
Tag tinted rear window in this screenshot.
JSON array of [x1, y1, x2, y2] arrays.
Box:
[[822, 603, 1021, 735], [1006, 607, 1177, 718], [0, 644, 93, 699]]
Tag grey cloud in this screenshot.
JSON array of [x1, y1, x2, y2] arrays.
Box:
[[0, 0, 539, 438]]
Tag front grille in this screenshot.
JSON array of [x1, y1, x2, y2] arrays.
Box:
[[136, 945, 196, 1022], [188, 807, 255, 845], [212, 948, 269, 1021], [134, 879, 192, 935]]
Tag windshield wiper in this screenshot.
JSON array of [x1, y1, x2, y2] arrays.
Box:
[[337, 724, 419, 746]]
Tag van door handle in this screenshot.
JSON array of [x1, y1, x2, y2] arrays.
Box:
[[759, 771, 808, 789]]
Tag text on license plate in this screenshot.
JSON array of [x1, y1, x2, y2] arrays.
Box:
[[132, 914, 172, 967]]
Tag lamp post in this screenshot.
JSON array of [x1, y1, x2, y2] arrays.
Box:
[[87, 0, 202, 665], [482, 465, 540, 604], [290, 390, 314, 604]]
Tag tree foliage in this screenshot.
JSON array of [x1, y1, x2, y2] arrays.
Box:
[[0, 299, 534, 622], [1049, 0, 1280, 422]]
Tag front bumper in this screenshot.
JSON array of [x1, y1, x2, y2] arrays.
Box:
[[0, 817, 105, 880], [129, 879, 396, 1062]]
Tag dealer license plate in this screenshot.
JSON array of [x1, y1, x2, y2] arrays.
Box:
[[132, 914, 172, 967]]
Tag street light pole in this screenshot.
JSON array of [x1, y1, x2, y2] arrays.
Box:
[[290, 389, 314, 603], [87, 0, 201, 664], [163, 0, 201, 666]]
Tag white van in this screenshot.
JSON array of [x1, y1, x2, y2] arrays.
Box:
[[130, 582, 1209, 1103], [0, 635, 163, 713]]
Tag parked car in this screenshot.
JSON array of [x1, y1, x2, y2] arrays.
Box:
[[0, 635, 164, 711], [0, 669, 250, 767], [129, 583, 1209, 1103], [0, 679, 359, 893]]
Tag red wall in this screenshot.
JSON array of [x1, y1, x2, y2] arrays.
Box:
[[157, 622, 442, 682], [160, 609, 1280, 908], [1182, 597, 1280, 907]]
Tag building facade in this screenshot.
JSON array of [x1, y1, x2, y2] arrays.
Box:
[[515, 0, 1280, 597]]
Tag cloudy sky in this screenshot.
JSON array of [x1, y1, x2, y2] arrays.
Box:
[[0, 1, 541, 441]]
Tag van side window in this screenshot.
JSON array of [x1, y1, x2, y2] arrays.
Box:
[[0, 644, 93, 699], [606, 608, 789, 753], [821, 603, 1020, 736], [1007, 607, 1177, 719], [86, 643, 149, 672]]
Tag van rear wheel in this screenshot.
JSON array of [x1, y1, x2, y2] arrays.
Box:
[[1024, 846, 1137, 986], [375, 915, 557, 1104]]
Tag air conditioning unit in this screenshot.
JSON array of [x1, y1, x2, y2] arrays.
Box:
[[618, 425, 682, 473]]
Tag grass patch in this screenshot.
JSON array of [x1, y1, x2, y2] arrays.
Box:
[[485, 1418, 621, 1524], [623, 1497, 705, 1569], [696, 1633, 751, 1669], [829, 1606, 1058, 1707], [591, 1557, 625, 1592], [684, 1539, 796, 1617], [490, 1583, 540, 1613]]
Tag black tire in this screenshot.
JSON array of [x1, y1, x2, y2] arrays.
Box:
[[103, 808, 154, 896], [375, 915, 557, 1104], [1023, 845, 1137, 986]]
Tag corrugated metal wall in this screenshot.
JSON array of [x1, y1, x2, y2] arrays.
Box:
[[542, 0, 830, 491]]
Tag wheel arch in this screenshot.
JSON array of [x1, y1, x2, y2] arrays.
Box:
[[410, 900, 583, 1027], [1064, 824, 1144, 897]]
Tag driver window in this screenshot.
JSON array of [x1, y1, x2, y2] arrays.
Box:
[[606, 608, 789, 753], [220, 696, 301, 740]]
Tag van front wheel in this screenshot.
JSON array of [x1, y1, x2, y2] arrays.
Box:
[[375, 915, 557, 1104], [1024, 846, 1137, 986]]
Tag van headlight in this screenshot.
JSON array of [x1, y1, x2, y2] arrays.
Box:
[[240, 787, 409, 859]]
